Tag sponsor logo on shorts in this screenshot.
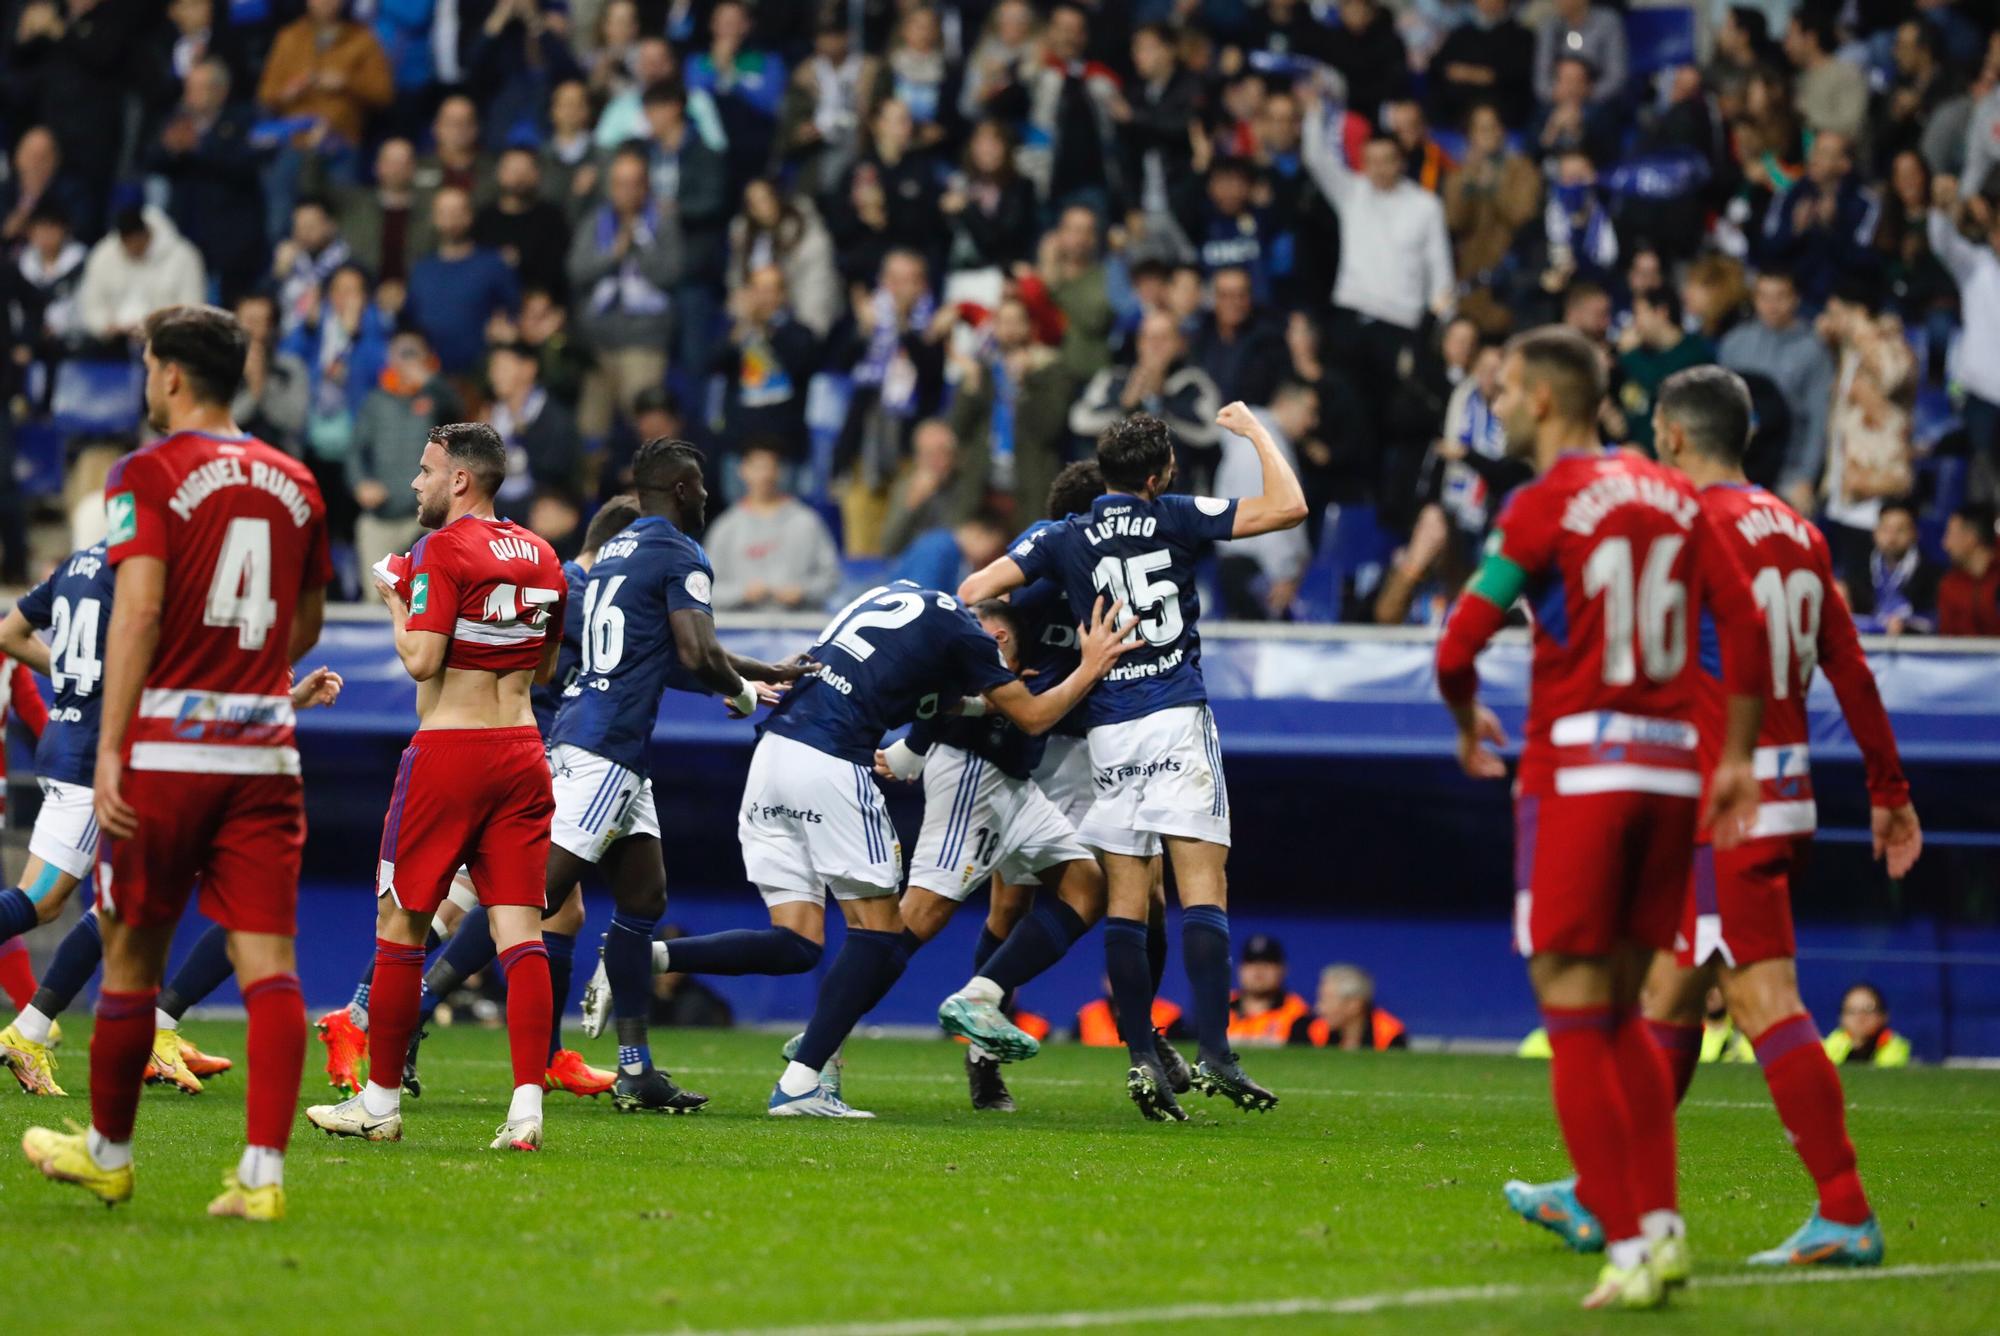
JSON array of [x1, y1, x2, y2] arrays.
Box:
[[756, 803, 824, 824], [107, 492, 137, 545], [411, 573, 430, 615], [1094, 758, 1183, 790]]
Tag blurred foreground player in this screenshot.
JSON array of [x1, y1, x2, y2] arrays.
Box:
[[21, 305, 330, 1220], [1434, 327, 1768, 1308], [307, 424, 566, 1152], [1508, 366, 1921, 1269]]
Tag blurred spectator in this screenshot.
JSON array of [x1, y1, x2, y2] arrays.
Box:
[[596, 37, 703, 152], [1038, 206, 1116, 385], [257, 0, 394, 239], [144, 57, 262, 302], [891, 510, 1008, 592], [273, 198, 354, 336], [469, 0, 584, 145], [1187, 267, 1282, 405], [1075, 975, 1183, 1046], [642, 78, 731, 371], [1019, 6, 1123, 217], [1785, 6, 1868, 143], [960, 0, 1039, 128], [330, 138, 430, 284], [417, 94, 498, 208], [1430, 0, 1536, 131], [836, 99, 945, 274], [1824, 983, 1911, 1067], [1698, 985, 1755, 1063], [8, 0, 130, 233], [1173, 156, 1281, 303], [1322, 0, 1410, 121], [1818, 291, 1916, 568], [10, 203, 88, 375], [231, 292, 308, 455], [1963, 41, 2000, 196], [1681, 253, 1750, 343], [1384, 100, 1453, 194], [500, 287, 590, 409], [1616, 288, 1713, 453], [406, 186, 520, 377], [485, 340, 583, 511], [704, 442, 842, 610], [1, 128, 76, 251], [541, 79, 602, 222], [1534, 0, 1627, 107], [285, 262, 387, 539], [1876, 151, 1958, 339], [1846, 499, 1939, 634], [583, 0, 642, 104], [1119, 23, 1202, 227], [1705, 7, 1773, 112], [527, 486, 586, 560], [942, 120, 1039, 274], [1928, 174, 2000, 501], [1875, 18, 1961, 174], [1226, 934, 1309, 1047], [1296, 963, 1408, 1050], [777, 19, 877, 199], [1444, 103, 1542, 335], [729, 179, 841, 337], [877, 4, 952, 153], [475, 147, 573, 300], [1720, 270, 1836, 509], [570, 149, 682, 439], [1070, 311, 1222, 487], [1762, 132, 1880, 312], [77, 207, 204, 342], [833, 248, 948, 553], [1215, 383, 1315, 621], [1937, 503, 2000, 636], [1533, 56, 1619, 167], [687, 0, 787, 186], [349, 329, 464, 565], [1538, 151, 1620, 296], [946, 294, 1076, 525], [882, 418, 981, 556], [708, 264, 821, 473], [140, 0, 250, 133]]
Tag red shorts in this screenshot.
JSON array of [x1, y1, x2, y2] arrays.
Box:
[[1675, 835, 1809, 968], [97, 771, 304, 936], [1513, 791, 1696, 957], [376, 727, 553, 915]]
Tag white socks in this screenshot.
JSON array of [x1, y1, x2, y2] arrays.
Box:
[[237, 1145, 284, 1189], [1641, 1210, 1685, 1243], [154, 1008, 180, 1033], [961, 977, 1003, 1006], [361, 1081, 401, 1117], [1607, 1237, 1650, 1271], [87, 1127, 133, 1171], [651, 940, 670, 973], [15, 1004, 54, 1045], [508, 1083, 544, 1124], [778, 1061, 821, 1097]]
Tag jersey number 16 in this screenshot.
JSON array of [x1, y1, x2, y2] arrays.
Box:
[[1582, 535, 1686, 686]]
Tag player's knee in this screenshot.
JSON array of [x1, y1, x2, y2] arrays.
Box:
[[1722, 963, 1803, 1037], [775, 928, 823, 974], [612, 882, 666, 918]]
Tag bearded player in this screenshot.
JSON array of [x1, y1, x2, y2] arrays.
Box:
[[21, 305, 331, 1220], [1434, 327, 1768, 1309], [306, 423, 566, 1152], [1506, 365, 1921, 1269]]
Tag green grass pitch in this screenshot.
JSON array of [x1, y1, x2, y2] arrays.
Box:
[[5, 1025, 1998, 1334]]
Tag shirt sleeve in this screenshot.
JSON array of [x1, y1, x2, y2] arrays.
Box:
[[104, 453, 169, 566], [1812, 535, 1909, 808], [1160, 493, 1240, 543], [403, 532, 464, 637], [14, 571, 57, 629], [1007, 522, 1058, 587], [665, 546, 717, 617]]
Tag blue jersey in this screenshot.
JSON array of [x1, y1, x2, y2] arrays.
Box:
[[14, 543, 114, 786], [531, 559, 589, 735], [1010, 491, 1239, 728], [1007, 520, 1086, 741], [908, 706, 1041, 781], [549, 515, 718, 774], [762, 582, 1017, 766]]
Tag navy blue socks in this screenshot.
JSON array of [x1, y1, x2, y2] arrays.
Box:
[[544, 931, 576, 1060], [793, 928, 915, 1071], [665, 925, 822, 975], [28, 909, 102, 1018], [158, 923, 235, 1021], [1102, 916, 1158, 1066], [420, 906, 496, 1021], [981, 901, 1089, 994], [1181, 905, 1233, 1063], [606, 911, 658, 1074]]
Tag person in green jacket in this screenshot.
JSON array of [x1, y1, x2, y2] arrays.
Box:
[[1824, 983, 1912, 1067], [1614, 286, 1714, 453]]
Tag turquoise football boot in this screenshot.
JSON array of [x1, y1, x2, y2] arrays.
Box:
[[1503, 1177, 1605, 1253], [1747, 1212, 1884, 1267]]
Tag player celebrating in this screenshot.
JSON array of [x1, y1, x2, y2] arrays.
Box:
[[21, 305, 330, 1220], [1506, 366, 1921, 1269], [306, 423, 566, 1152], [543, 438, 807, 1113], [958, 402, 1308, 1122], [1433, 328, 1767, 1308]]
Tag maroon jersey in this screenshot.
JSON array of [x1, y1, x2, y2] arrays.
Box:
[[1477, 450, 1765, 798], [104, 430, 331, 776], [402, 515, 565, 674], [1692, 484, 1908, 839]]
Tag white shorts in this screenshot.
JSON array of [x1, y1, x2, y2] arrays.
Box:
[[909, 745, 1094, 901], [739, 733, 903, 907], [1079, 705, 1231, 856], [549, 743, 661, 863], [1032, 732, 1094, 827], [29, 778, 98, 881]]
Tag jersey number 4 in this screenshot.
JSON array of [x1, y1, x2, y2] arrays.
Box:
[[205, 517, 279, 651], [1582, 535, 1686, 685], [1092, 552, 1182, 648]]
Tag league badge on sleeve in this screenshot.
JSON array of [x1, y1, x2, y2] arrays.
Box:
[[107, 492, 137, 546]]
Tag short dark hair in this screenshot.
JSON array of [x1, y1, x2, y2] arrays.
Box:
[[1096, 414, 1176, 493], [739, 435, 787, 463], [1047, 460, 1106, 519], [429, 421, 508, 498], [641, 77, 687, 108], [1658, 366, 1753, 463], [143, 305, 248, 406], [583, 494, 642, 553], [1505, 325, 1606, 425], [632, 435, 705, 495], [25, 199, 69, 231], [1552, 53, 1598, 83], [1951, 503, 1997, 548], [1637, 285, 1684, 327], [114, 206, 150, 239], [293, 193, 333, 218], [1208, 154, 1255, 181], [972, 597, 1023, 640], [1878, 497, 1918, 524], [1755, 268, 1798, 290], [1830, 272, 1884, 315], [1792, 7, 1838, 54], [1563, 277, 1610, 312], [1845, 981, 1888, 1013], [489, 339, 539, 364]]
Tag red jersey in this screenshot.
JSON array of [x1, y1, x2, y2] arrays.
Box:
[[1439, 450, 1766, 798], [0, 659, 48, 829], [401, 514, 565, 674], [1692, 484, 1907, 838], [104, 430, 331, 777]]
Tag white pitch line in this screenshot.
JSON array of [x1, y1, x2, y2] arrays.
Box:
[[654, 1261, 2000, 1336]]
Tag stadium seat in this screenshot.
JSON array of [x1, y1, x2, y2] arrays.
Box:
[[1625, 6, 1697, 80], [11, 420, 66, 498], [49, 360, 143, 435]]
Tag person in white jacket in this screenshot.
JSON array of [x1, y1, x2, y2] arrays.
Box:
[[77, 206, 206, 342]]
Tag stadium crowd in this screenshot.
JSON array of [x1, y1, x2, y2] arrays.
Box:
[[3, 0, 1999, 628]]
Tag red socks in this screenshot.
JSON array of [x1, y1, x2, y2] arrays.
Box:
[[90, 988, 158, 1143], [0, 937, 35, 1009], [242, 972, 306, 1153], [1646, 1018, 1703, 1103], [1754, 1013, 1872, 1225], [367, 939, 426, 1092], [1542, 1005, 1640, 1244], [1612, 1011, 1678, 1217], [498, 941, 552, 1089]]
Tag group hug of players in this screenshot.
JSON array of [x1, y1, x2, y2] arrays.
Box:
[[0, 306, 1919, 1311]]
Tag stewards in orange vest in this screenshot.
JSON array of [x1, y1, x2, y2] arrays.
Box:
[[1295, 963, 1408, 1050], [1076, 995, 1184, 1047], [1227, 934, 1311, 1047]]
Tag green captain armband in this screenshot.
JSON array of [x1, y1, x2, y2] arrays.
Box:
[[1465, 533, 1527, 609]]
